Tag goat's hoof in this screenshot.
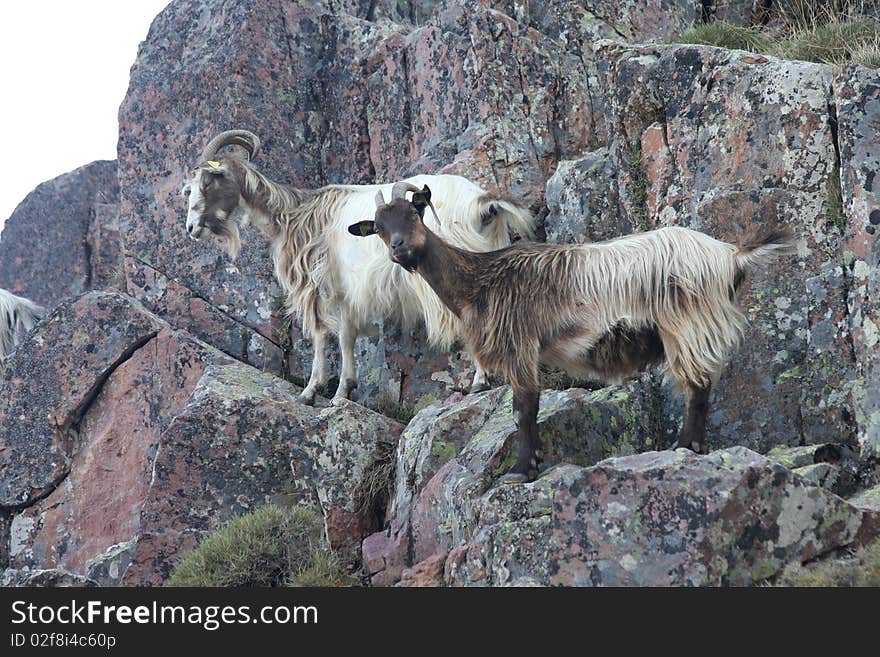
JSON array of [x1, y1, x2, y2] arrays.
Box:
[[297, 393, 316, 406], [673, 440, 706, 454], [496, 472, 530, 486]]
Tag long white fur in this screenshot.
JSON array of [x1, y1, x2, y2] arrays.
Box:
[[335, 175, 532, 342], [0, 288, 45, 363], [534, 226, 794, 388], [186, 166, 535, 402]]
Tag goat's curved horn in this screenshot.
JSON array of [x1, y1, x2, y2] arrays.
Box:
[[390, 181, 424, 200], [375, 190, 387, 209], [200, 130, 261, 162]]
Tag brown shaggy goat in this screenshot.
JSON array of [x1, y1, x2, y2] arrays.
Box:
[[349, 182, 797, 483]]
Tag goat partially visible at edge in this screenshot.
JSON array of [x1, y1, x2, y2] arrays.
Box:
[[0, 288, 45, 364], [182, 130, 535, 404], [349, 183, 798, 483]]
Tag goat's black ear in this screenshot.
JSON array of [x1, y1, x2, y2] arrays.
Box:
[[348, 220, 376, 237], [411, 185, 432, 219]]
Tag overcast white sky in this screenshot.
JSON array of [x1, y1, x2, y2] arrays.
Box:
[[0, 1, 171, 233]]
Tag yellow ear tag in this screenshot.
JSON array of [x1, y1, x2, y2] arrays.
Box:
[[360, 224, 372, 237], [206, 160, 221, 169]]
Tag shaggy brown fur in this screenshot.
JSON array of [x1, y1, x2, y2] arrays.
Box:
[[350, 188, 797, 482]]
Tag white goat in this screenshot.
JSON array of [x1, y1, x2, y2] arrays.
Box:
[[182, 130, 535, 404], [0, 288, 45, 363]]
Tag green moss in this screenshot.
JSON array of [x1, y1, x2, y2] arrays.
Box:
[[276, 88, 296, 103], [492, 449, 519, 479], [167, 505, 350, 587], [751, 559, 778, 582], [776, 365, 804, 383], [431, 439, 457, 466], [412, 394, 439, 416]]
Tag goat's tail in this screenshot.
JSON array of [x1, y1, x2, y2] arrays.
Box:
[[476, 192, 537, 241], [733, 225, 798, 272]]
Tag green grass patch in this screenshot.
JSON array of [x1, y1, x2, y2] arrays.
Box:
[[675, 17, 880, 67], [775, 537, 880, 586], [352, 438, 398, 528], [676, 22, 773, 53], [167, 505, 353, 587], [776, 18, 880, 66]]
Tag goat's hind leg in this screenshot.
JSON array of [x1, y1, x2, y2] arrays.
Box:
[[497, 387, 543, 485], [676, 381, 711, 454], [298, 330, 328, 405]]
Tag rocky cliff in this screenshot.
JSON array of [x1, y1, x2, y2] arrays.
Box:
[[1, 0, 878, 586]]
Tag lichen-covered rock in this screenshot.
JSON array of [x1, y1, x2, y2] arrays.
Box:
[[120, 362, 402, 585], [366, 381, 660, 585], [848, 484, 880, 546], [0, 292, 169, 507], [544, 149, 626, 243], [835, 64, 880, 460], [1, 568, 98, 588], [444, 447, 862, 586], [765, 443, 860, 497], [2, 288, 399, 585], [6, 325, 232, 577], [596, 42, 857, 453], [1, 290, 236, 576], [0, 160, 119, 308], [84, 541, 136, 587]]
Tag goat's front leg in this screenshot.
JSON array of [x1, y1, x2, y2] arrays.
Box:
[[675, 382, 711, 454], [330, 317, 358, 405], [469, 363, 491, 394], [498, 387, 542, 485], [298, 330, 328, 405]]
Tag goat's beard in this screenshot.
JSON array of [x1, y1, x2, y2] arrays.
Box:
[[390, 249, 418, 273]]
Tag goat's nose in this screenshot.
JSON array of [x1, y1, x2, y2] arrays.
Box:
[[391, 237, 404, 250]]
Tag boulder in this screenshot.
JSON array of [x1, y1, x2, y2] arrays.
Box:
[[765, 443, 860, 497], [444, 447, 862, 586], [0, 160, 119, 308], [2, 291, 401, 585], [1, 568, 98, 588], [848, 484, 880, 546], [544, 148, 626, 243], [0, 292, 170, 508], [121, 362, 402, 585], [366, 381, 661, 585], [596, 42, 858, 453], [2, 291, 233, 576], [834, 64, 880, 460]]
